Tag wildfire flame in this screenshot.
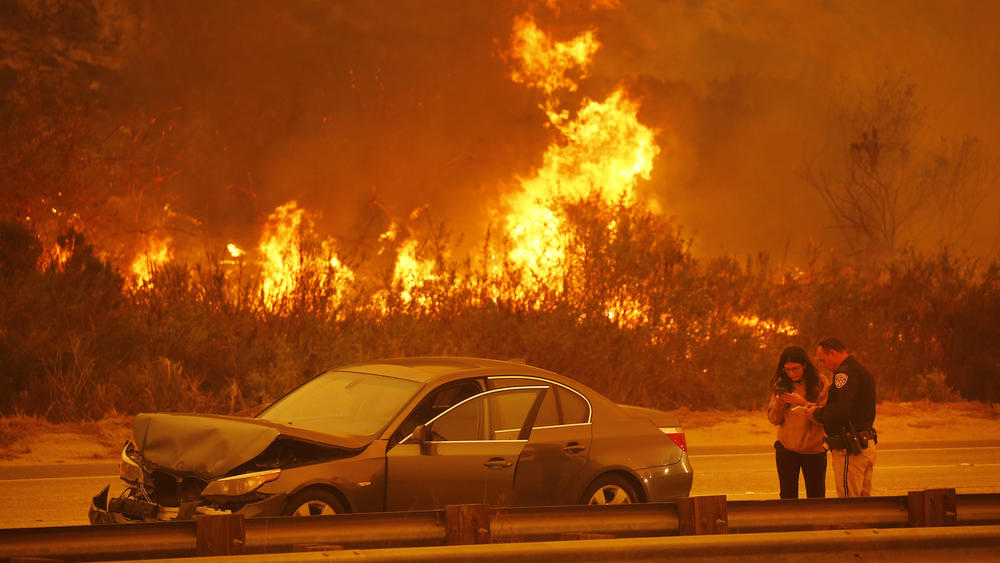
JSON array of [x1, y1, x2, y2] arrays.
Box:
[[258, 201, 306, 302], [507, 14, 599, 97], [499, 14, 660, 330], [257, 201, 354, 308], [99, 8, 785, 338], [47, 242, 72, 271], [131, 236, 173, 288], [393, 239, 437, 306]]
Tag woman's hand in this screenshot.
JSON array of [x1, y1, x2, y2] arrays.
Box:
[[778, 392, 808, 407]]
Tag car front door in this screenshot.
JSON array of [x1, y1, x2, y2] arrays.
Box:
[[385, 386, 545, 511]]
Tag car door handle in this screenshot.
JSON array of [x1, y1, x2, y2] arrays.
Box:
[[563, 442, 586, 454], [483, 457, 513, 470]]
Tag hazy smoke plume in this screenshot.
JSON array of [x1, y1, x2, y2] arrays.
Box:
[[5, 0, 999, 261]]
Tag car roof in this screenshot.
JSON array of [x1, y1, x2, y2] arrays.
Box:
[[335, 356, 560, 384]]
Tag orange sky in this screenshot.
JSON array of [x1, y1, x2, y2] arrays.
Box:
[[6, 0, 999, 262]]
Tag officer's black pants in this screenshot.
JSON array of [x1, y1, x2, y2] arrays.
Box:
[[774, 440, 827, 498]]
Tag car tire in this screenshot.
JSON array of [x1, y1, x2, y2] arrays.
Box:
[[282, 488, 348, 516], [582, 474, 639, 505]]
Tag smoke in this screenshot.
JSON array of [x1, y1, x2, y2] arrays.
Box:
[[589, 0, 1000, 258], [9, 0, 1000, 261]]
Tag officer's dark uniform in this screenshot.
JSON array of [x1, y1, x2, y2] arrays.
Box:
[[810, 355, 877, 497]]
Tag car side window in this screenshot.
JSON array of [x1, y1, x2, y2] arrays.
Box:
[[393, 380, 482, 444], [531, 388, 559, 427], [428, 396, 484, 441], [490, 387, 548, 439], [557, 386, 589, 424], [489, 377, 576, 427], [428, 387, 545, 442]]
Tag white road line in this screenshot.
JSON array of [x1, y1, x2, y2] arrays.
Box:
[[0, 475, 117, 484], [882, 446, 1000, 453], [692, 445, 1000, 458], [691, 452, 772, 459], [880, 463, 1000, 470]]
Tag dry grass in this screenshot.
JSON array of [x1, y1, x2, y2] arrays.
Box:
[[667, 407, 756, 429], [0, 415, 54, 459], [876, 400, 1000, 419], [0, 414, 131, 461]]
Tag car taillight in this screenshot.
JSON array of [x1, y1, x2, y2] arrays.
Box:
[[660, 427, 687, 452]]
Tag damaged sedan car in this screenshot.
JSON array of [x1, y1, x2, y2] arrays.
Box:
[[90, 357, 692, 523]]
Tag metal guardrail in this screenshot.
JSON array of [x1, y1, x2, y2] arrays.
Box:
[[1, 490, 998, 562], [118, 525, 1000, 563]]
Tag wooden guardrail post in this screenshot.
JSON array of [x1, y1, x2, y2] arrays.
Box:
[[678, 495, 728, 535], [196, 513, 246, 556], [908, 488, 957, 527], [445, 504, 491, 545]]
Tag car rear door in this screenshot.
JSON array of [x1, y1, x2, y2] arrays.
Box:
[[385, 386, 546, 511], [488, 378, 594, 506]]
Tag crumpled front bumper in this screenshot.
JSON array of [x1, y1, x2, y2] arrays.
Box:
[[89, 484, 287, 524]]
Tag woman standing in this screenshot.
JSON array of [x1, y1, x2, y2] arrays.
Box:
[[767, 346, 830, 498]]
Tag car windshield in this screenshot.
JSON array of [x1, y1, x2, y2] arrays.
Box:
[[257, 371, 422, 437]]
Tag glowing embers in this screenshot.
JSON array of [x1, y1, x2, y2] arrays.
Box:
[[734, 314, 799, 337]]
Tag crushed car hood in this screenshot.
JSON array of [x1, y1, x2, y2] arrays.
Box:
[[133, 413, 371, 480]]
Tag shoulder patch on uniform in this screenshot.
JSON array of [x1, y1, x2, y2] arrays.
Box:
[[834, 372, 848, 389]]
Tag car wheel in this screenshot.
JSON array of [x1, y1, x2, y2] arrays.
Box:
[[282, 488, 347, 516], [582, 475, 639, 505]]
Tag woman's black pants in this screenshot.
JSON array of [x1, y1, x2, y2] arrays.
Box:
[[775, 441, 827, 498]]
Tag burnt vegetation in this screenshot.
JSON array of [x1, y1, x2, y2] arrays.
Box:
[[1, 203, 998, 422]]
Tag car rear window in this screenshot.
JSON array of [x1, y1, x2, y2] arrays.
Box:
[[557, 387, 589, 424]]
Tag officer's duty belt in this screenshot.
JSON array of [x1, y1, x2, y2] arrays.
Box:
[[824, 429, 877, 451]]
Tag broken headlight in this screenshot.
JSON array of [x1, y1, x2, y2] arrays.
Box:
[[201, 469, 281, 497], [119, 441, 142, 484]]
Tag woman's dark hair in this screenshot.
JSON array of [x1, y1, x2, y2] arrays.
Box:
[[770, 346, 821, 402]]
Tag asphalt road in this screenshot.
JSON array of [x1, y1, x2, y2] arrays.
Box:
[[1, 442, 998, 529], [690, 441, 1000, 500]]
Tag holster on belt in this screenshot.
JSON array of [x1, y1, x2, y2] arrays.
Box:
[[824, 430, 864, 455]]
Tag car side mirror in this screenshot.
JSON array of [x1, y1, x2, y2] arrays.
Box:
[[411, 424, 433, 455], [411, 424, 427, 444]]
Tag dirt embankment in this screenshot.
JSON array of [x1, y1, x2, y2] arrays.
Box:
[[2, 401, 998, 465], [680, 401, 1000, 448]]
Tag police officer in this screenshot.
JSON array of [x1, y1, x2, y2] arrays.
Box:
[[805, 338, 877, 497]]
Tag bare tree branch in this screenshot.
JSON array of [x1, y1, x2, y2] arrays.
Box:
[[802, 75, 997, 255]]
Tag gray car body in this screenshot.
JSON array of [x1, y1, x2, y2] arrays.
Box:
[[90, 357, 692, 522]]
